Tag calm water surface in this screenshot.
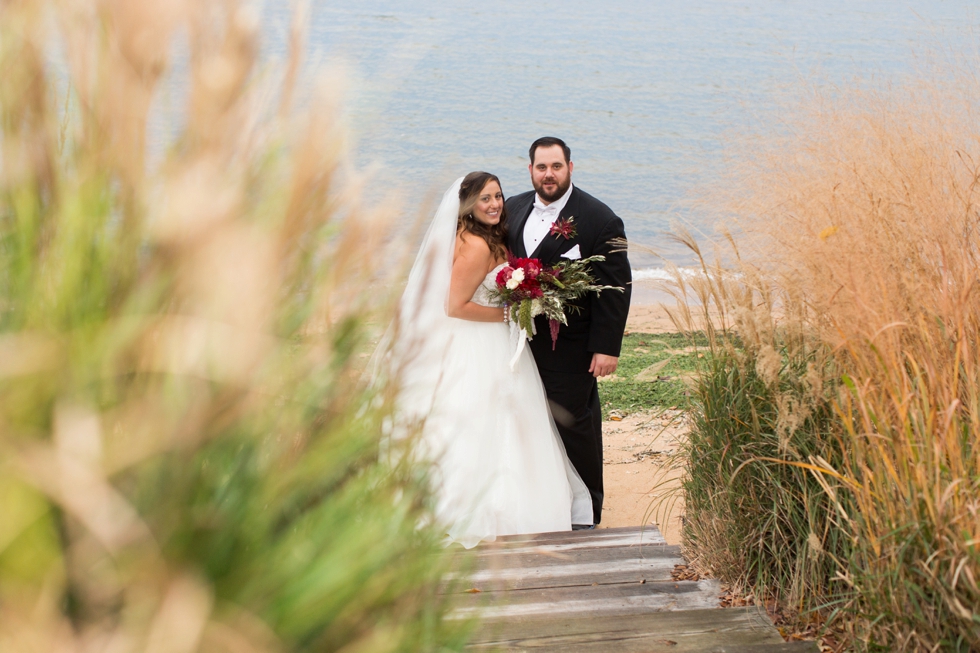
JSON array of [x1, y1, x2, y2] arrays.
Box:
[[261, 1, 979, 272]]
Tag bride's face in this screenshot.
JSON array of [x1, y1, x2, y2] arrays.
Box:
[[472, 180, 503, 225]]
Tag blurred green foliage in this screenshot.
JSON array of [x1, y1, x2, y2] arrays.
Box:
[[0, 2, 469, 651]]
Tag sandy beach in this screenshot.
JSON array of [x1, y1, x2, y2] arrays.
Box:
[[598, 280, 689, 544]]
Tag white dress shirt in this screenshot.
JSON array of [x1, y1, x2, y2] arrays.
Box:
[[523, 183, 574, 256]]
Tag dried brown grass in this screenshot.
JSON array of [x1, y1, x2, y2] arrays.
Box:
[[671, 67, 980, 650]]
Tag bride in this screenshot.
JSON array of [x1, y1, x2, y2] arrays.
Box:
[[390, 171, 592, 548]]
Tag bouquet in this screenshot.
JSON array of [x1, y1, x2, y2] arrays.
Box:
[[489, 254, 622, 350]]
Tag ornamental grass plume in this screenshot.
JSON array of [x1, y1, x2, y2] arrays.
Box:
[[0, 2, 467, 652], [671, 65, 980, 650]]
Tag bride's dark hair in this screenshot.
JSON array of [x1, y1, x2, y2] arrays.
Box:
[[458, 171, 509, 261]]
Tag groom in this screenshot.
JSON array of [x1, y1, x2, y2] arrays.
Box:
[[506, 137, 632, 527]]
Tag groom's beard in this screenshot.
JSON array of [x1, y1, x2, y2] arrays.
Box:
[[533, 176, 571, 203]]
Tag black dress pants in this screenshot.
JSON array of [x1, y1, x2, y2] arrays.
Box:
[[536, 367, 604, 525]]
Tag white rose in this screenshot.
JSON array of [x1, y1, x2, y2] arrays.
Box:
[[505, 268, 524, 290]]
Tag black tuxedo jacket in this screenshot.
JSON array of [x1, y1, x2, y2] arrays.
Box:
[[505, 186, 632, 373]]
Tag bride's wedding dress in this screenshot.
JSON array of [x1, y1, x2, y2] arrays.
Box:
[[390, 178, 592, 548]]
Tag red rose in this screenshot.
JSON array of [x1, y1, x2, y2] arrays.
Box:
[[495, 265, 514, 287]]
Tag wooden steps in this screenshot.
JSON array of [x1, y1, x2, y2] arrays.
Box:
[[469, 609, 818, 652], [450, 526, 819, 652]]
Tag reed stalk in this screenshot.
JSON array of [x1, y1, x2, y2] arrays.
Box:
[[0, 2, 466, 651], [670, 70, 980, 650]]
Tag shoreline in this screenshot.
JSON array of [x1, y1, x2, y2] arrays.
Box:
[[627, 279, 684, 333]]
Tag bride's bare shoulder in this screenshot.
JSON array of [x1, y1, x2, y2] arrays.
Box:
[[454, 231, 491, 260]]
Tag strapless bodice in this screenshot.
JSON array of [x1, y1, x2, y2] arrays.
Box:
[[470, 263, 507, 307]]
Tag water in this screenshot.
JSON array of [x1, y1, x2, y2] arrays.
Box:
[[259, 1, 979, 270]]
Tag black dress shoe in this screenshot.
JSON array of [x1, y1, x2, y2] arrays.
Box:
[[571, 524, 596, 530]]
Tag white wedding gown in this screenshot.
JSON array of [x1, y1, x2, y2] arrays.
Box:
[[389, 178, 592, 549], [416, 264, 592, 548]]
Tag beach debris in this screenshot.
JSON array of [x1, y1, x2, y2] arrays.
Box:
[[635, 358, 671, 381], [671, 564, 702, 582]]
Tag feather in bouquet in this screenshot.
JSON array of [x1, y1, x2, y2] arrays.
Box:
[[489, 254, 623, 350]]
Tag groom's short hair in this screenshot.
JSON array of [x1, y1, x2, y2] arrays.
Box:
[[529, 137, 571, 164]]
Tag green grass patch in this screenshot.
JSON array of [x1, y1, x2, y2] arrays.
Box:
[[599, 331, 708, 419]]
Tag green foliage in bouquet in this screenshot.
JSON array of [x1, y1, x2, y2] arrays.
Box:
[[0, 3, 468, 652], [490, 255, 622, 342]]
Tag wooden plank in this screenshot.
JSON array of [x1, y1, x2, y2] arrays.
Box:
[[491, 525, 663, 543], [469, 537, 668, 558], [459, 556, 681, 590], [452, 579, 722, 620], [445, 546, 684, 592], [477, 526, 666, 552], [707, 644, 821, 653], [469, 637, 819, 653], [467, 606, 793, 652], [462, 543, 682, 572], [471, 605, 775, 640]]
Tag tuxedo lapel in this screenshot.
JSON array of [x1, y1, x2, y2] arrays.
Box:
[[531, 188, 580, 263], [511, 196, 535, 258]]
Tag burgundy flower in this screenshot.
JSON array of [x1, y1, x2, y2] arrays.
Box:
[[525, 259, 542, 279], [495, 265, 515, 287], [549, 216, 577, 240], [522, 283, 544, 299], [508, 256, 542, 278]]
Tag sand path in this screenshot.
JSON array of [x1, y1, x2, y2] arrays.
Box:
[[598, 288, 690, 544]]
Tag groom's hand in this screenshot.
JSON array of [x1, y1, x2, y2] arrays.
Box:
[[590, 353, 618, 378]]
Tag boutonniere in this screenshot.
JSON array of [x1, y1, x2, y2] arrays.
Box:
[[549, 216, 577, 240]]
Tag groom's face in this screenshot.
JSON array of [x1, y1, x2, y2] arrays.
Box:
[[530, 145, 573, 204]]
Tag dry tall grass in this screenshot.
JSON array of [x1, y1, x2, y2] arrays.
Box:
[[0, 1, 464, 651], [671, 72, 980, 650]]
